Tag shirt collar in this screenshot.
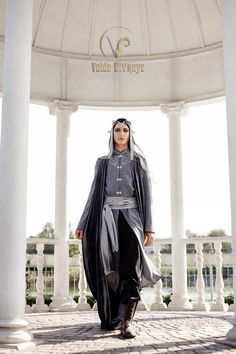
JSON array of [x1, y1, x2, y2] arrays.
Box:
[[113, 148, 130, 156]]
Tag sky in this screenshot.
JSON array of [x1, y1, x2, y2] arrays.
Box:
[[0, 98, 231, 238]]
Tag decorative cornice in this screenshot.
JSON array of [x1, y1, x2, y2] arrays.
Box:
[[161, 102, 188, 117], [49, 100, 78, 116]]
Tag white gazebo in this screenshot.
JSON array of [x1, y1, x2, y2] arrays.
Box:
[[0, 0, 236, 347]]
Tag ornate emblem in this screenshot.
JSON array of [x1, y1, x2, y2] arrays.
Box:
[[99, 26, 133, 58]]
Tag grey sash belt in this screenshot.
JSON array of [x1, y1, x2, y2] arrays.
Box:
[[104, 196, 137, 209]]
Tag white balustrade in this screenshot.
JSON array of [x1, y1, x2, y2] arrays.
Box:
[[193, 241, 210, 311], [25, 236, 233, 313]]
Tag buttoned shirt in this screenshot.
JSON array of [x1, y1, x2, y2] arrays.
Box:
[[105, 149, 135, 198]]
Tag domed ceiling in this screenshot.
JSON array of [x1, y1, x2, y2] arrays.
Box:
[[0, 0, 224, 107]]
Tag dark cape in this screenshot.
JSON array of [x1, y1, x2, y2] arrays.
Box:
[[82, 156, 161, 328]]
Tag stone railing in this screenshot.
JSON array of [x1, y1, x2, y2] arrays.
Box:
[[25, 236, 233, 312]]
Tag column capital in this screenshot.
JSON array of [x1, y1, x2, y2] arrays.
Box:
[[161, 102, 187, 117], [49, 100, 78, 116]]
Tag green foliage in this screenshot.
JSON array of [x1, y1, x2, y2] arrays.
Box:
[[207, 229, 226, 237], [25, 294, 53, 307], [162, 294, 172, 306], [73, 294, 96, 308], [224, 294, 234, 305], [26, 295, 36, 306], [44, 294, 53, 306], [69, 245, 80, 257]]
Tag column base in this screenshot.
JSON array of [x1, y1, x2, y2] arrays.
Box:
[[25, 305, 33, 314], [168, 295, 192, 310], [0, 319, 33, 346], [228, 304, 235, 312], [76, 303, 91, 311], [210, 303, 229, 311], [49, 297, 77, 312], [150, 302, 167, 311], [32, 304, 49, 313], [0, 342, 35, 351], [192, 303, 210, 311], [137, 300, 148, 311]]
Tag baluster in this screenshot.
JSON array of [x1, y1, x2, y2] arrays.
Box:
[[77, 241, 90, 310], [193, 241, 209, 311], [150, 240, 167, 310], [32, 243, 49, 312], [25, 254, 33, 313], [211, 240, 228, 311]]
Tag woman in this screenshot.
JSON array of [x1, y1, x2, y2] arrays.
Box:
[[75, 118, 162, 338]]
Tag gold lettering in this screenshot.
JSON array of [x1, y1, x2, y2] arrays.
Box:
[[91, 62, 96, 72], [91, 62, 111, 72], [92, 61, 145, 73]]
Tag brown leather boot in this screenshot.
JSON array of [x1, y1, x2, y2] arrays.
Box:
[[120, 299, 138, 339]]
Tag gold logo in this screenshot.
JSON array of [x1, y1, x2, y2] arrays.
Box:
[[99, 26, 133, 58]]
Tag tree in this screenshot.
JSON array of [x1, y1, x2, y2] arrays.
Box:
[[207, 229, 226, 237], [36, 222, 55, 238]]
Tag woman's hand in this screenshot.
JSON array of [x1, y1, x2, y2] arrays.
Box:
[[75, 228, 84, 239], [144, 232, 155, 247]]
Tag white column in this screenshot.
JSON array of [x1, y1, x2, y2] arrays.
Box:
[[49, 100, 78, 311], [161, 102, 192, 310], [0, 0, 34, 348], [221, 0, 236, 341]]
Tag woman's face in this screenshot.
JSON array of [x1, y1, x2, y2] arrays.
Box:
[[113, 122, 130, 149]]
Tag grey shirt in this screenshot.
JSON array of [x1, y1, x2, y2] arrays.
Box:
[[77, 150, 154, 232]]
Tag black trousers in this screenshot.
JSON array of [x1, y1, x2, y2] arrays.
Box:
[[111, 211, 142, 304], [105, 211, 143, 327]]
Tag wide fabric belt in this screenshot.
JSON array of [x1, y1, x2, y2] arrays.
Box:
[[104, 196, 137, 209]]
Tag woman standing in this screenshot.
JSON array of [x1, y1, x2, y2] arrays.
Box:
[[75, 118, 161, 338]]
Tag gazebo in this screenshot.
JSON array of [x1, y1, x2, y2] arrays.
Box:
[[0, 0, 236, 347]]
